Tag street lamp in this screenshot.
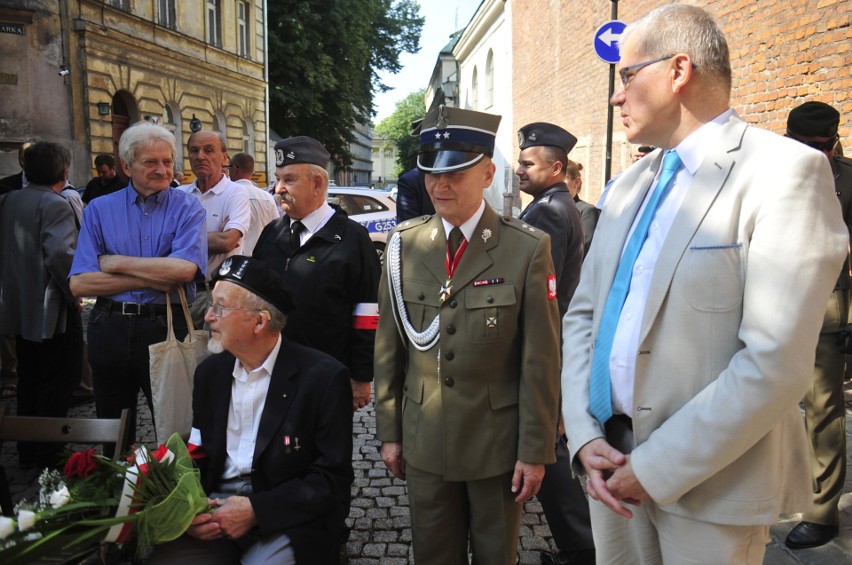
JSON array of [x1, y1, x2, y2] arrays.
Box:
[[189, 114, 202, 133], [97, 102, 111, 116]]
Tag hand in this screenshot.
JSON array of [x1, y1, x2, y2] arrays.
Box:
[[351, 380, 371, 410], [209, 496, 257, 540], [511, 460, 545, 503], [185, 499, 223, 540], [606, 456, 650, 506], [380, 441, 406, 480], [576, 438, 632, 518]]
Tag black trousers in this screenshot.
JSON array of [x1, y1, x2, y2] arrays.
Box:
[[15, 306, 83, 465], [87, 305, 188, 455]]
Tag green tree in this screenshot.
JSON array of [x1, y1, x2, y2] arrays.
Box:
[[375, 89, 426, 176], [267, 0, 423, 168]]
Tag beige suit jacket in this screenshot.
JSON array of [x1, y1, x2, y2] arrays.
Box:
[[562, 113, 848, 525], [375, 205, 561, 481]]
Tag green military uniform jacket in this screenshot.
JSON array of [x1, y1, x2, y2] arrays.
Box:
[[374, 204, 561, 481]]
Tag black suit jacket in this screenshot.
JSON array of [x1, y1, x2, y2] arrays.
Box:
[[519, 182, 584, 318], [192, 339, 354, 564]]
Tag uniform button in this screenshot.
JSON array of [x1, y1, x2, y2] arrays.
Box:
[[418, 292, 425, 300], [486, 296, 494, 304], [445, 351, 455, 360], [449, 299, 458, 308], [444, 377, 454, 387], [446, 324, 456, 334]]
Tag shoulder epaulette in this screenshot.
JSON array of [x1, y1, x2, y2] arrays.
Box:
[[395, 215, 432, 231], [499, 215, 547, 239]]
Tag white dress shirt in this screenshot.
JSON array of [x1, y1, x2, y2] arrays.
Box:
[[609, 109, 734, 417], [292, 201, 336, 247], [220, 335, 283, 479], [440, 199, 486, 242]]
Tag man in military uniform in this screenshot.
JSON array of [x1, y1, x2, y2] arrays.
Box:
[[515, 123, 594, 565], [253, 136, 380, 410], [375, 106, 561, 564], [784, 101, 852, 549]]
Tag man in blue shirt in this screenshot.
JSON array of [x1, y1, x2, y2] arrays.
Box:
[[70, 122, 207, 452]]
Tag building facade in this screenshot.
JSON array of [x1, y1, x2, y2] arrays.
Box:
[[371, 134, 397, 188], [512, 0, 851, 204], [0, 0, 269, 186]]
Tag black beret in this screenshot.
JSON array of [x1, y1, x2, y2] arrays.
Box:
[[787, 101, 840, 137], [274, 136, 330, 168], [417, 105, 501, 174], [518, 122, 577, 155], [213, 256, 294, 314]]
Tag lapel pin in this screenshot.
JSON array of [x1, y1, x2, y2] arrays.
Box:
[[481, 228, 492, 243]]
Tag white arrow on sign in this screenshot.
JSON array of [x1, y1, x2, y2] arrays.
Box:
[[598, 28, 621, 48]]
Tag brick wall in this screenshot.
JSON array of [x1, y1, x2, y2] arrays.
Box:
[[512, 0, 851, 203]]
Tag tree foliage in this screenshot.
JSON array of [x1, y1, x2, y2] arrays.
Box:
[[375, 89, 426, 176], [267, 0, 424, 168]]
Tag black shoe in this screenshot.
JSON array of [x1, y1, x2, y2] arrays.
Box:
[[541, 549, 596, 565], [785, 521, 839, 549]]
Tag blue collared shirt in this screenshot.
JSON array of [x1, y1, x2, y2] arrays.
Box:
[[70, 184, 207, 304]]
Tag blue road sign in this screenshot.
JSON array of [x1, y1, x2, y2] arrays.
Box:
[[594, 20, 626, 64]]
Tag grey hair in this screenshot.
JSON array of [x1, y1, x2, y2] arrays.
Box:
[[622, 4, 731, 92], [188, 130, 228, 152], [239, 289, 288, 333], [119, 122, 177, 166], [309, 163, 330, 188]]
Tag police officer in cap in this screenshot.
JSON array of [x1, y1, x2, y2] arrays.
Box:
[[516, 123, 594, 564], [784, 101, 852, 549], [253, 136, 380, 411], [375, 105, 561, 564]]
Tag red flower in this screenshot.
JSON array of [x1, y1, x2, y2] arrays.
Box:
[[64, 448, 99, 478]]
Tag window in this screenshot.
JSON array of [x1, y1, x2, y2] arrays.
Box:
[[206, 0, 221, 47], [158, 0, 176, 30], [109, 0, 130, 9], [242, 121, 254, 154], [471, 66, 479, 109], [485, 50, 494, 108], [237, 1, 250, 58], [384, 148, 393, 158]]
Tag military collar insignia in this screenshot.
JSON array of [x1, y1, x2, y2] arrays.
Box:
[[430, 227, 438, 241], [481, 228, 492, 243]]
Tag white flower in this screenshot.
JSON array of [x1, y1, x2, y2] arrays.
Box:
[[0, 516, 15, 539], [16, 509, 36, 531], [49, 486, 71, 509]]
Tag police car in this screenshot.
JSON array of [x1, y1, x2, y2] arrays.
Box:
[[327, 187, 397, 262]]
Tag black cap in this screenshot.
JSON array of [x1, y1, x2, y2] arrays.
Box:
[[417, 105, 501, 174], [787, 101, 840, 137], [517, 122, 577, 155], [274, 136, 330, 168], [213, 256, 294, 314]]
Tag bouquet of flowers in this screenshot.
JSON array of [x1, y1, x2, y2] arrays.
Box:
[[0, 433, 209, 564]]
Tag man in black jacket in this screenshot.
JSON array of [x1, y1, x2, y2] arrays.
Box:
[[253, 136, 380, 410], [149, 256, 353, 564]]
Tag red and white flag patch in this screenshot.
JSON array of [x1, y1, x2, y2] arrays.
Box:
[[547, 275, 557, 300], [352, 303, 380, 330]]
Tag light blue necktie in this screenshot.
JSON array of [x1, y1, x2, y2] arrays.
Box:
[[588, 150, 683, 424]]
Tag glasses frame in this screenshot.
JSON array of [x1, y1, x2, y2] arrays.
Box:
[[206, 301, 264, 317], [786, 132, 839, 153], [618, 54, 677, 87]]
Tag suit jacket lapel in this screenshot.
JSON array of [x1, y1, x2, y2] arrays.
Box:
[[253, 340, 299, 464], [420, 215, 447, 285], [640, 115, 746, 339]]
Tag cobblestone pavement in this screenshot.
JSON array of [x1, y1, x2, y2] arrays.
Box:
[[2, 358, 851, 563]]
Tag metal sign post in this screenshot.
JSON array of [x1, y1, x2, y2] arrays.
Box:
[[593, 1, 623, 183]]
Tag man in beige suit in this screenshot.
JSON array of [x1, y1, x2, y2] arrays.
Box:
[[375, 106, 561, 564], [561, 5, 848, 564]]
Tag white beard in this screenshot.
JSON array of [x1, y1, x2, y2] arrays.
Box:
[[207, 338, 224, 354]]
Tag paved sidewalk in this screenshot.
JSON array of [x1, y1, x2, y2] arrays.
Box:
[[1, 385, 850, 564]]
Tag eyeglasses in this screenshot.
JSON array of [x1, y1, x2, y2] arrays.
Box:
[[618, 54, 675, 87], [786, 132, 839, 153], [206, 302, 263, 317]]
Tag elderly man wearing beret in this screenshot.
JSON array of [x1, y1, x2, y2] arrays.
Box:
[[375, 105, 561, 564], [253, 136, 380, 411], [149, 255, 354, 565], [783, 101, 852, 550]]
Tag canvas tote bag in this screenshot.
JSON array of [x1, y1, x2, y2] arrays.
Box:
[[149, 287, 210, 442]]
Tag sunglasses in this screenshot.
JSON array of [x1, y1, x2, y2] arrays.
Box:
[[786, 132, 838, 152]]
